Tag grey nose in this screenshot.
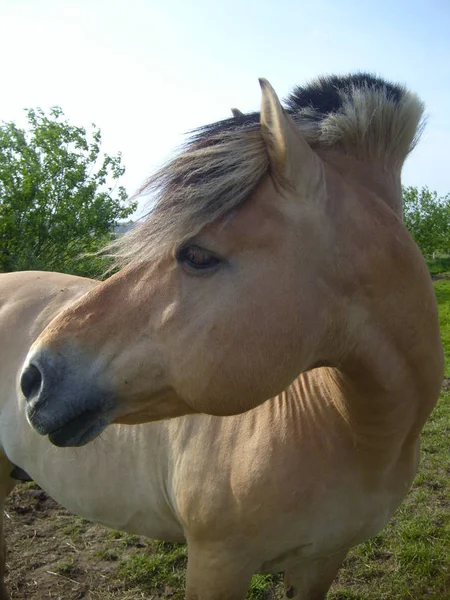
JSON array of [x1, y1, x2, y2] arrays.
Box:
[[20, 348, 116, 447], [20, 362, 43, 403], [20, 352, 55, 434]]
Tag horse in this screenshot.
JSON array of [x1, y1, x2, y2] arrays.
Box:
[[0, 74, 443, 599]]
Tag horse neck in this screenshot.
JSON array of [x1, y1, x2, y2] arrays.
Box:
[[319, 150, 403, 218], [286, 334, 442, 460], [319, 279, 442, 451], [287, 228, 443, 453]]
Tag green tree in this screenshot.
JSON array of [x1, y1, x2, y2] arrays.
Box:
[[403, 186, 450, 257], [0, 107, 136, 276]]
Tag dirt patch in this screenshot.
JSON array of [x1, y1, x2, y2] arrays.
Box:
[[3, 483, 170, 599]]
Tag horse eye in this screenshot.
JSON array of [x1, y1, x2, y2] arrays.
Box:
[[176, 245, 221, 275]]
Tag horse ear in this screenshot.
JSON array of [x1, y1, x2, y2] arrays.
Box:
[[259, 78, 323, 193], [231, 108, 244, 118]]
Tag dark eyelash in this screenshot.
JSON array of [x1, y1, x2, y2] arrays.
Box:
[[176, 245, 221, 273]]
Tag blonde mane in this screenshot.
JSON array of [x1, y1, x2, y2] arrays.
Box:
[[108, 73, 424, 269]]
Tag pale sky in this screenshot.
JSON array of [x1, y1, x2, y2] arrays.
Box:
[[1, 0, 449, 212]]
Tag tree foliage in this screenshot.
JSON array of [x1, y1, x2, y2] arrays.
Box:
[[403, 186, 450, 257], [0, 107, 136, 276]]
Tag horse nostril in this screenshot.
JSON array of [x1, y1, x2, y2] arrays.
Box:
[[20, 363, 43, 402]]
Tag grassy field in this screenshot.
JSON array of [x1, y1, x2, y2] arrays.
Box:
[[5, 281, 450, 599]]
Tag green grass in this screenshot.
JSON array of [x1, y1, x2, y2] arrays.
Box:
[[54, 560, 78, 576], [62, 518, 90, 542], [112, 280, 450, 599], [95, 549, 119, 561], [247, 574, 282, 599], [118, 541, 187, 598]]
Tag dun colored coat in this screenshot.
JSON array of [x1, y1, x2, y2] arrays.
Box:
[[0, 74, 443, 599]]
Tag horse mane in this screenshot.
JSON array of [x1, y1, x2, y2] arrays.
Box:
[[285, 73, 424, 165], [107, 73, 424, 268]]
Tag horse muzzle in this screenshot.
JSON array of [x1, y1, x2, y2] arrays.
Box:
[[20, 348, 117, 448]]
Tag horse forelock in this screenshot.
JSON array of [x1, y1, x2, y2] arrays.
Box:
[[106, 73, 424, 268]]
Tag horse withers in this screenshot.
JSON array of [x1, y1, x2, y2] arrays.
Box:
[[0, 74, 443, 599]]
